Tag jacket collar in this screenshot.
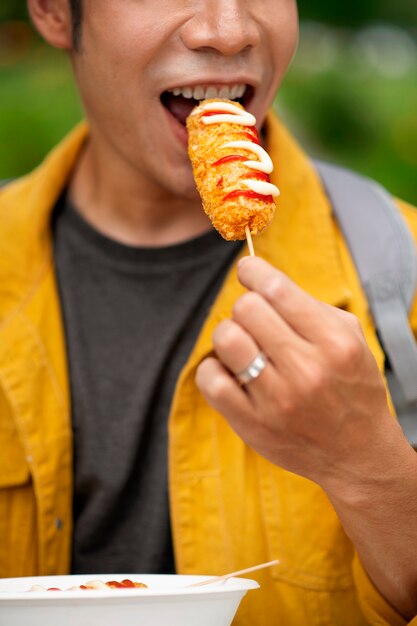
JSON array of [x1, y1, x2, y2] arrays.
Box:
[[261, 114, 350, 304], [0, 124, 88, 324]]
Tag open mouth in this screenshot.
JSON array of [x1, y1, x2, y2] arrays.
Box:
[[160, 84, 254, 127]]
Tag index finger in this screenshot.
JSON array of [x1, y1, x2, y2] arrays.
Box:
[[237, 256, 341, 342]]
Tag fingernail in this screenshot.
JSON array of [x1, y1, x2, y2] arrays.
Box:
[[238, 256, 251, 269]]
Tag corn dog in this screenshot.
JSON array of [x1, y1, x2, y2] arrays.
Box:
[[187, 99, 279, 241]]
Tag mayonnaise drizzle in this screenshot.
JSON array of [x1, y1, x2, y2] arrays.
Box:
[[241, 179, 280, 197], [196, 100, 280, 198], [197, 101, 256, 126], [222, 141, 273, 174]]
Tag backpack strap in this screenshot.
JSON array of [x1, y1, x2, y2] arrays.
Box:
[[314, 160, 417, 445]]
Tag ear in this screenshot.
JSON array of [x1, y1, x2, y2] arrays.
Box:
[[27, 0, 73, 50]]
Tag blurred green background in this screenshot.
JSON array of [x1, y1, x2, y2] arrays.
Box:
[[0, 1, 416, 203]]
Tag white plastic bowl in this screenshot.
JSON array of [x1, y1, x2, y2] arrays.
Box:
[[0, 573, 259, 626]]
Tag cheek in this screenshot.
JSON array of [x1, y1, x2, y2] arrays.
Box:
[[71, 22, 153, 127], [273, 3, 299, 74], [256, 4, 298, 117], [80, 2, 164, 74]]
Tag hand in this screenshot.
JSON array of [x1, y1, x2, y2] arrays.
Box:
[[196, 256, 403, 493]]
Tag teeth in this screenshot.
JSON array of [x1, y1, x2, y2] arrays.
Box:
[[193, 86, 205, 100], [182, 86, 193, 99], [218, 86, 230, 98], [168, 83, 247, 101], [205, 86, 218, 99], [230, 85, 239, 99]]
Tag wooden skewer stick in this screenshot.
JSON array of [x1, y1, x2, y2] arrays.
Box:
[[187, 559, 279, 587], [245, 226, 255, 257]]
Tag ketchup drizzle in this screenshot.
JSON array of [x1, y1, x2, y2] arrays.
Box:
[[212, 155, 247, 166], [240, 171, 270, 182], [201, 110, 231, 117], [239, 131, 260, 144], [223, 190, 273, 203]]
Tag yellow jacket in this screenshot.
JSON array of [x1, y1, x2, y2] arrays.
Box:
[[1, 114, 417, 626]]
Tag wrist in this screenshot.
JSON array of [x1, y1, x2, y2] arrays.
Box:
[[320, 420, 417, 509]]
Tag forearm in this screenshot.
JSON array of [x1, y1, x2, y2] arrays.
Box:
[[324, 422, 417, 620]]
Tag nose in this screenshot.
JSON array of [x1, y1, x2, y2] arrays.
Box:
[[180, 0, 261, 57]]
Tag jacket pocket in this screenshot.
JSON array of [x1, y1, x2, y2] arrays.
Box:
[[257, 458, 354, 592]]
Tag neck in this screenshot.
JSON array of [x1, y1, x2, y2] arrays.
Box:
[[68, 135, 212, 247]]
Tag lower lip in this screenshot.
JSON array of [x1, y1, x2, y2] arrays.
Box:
[[163, 105, 189, 148]]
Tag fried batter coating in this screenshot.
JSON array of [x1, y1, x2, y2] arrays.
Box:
[[187, 99, 278, 241]]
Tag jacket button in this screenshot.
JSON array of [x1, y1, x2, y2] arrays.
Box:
[[55, 518, 63, 530]]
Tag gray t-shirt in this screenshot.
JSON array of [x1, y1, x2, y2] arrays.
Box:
[[53, 195, 243, 575]]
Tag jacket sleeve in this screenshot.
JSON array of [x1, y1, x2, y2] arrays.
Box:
[[353, 554, 417, 626], [352, 200, 417, 625]]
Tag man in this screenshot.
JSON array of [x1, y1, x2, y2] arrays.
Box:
[[1, 0, 417, 623]]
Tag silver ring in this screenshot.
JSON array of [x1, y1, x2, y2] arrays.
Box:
[[235, 352, 267, 386]]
